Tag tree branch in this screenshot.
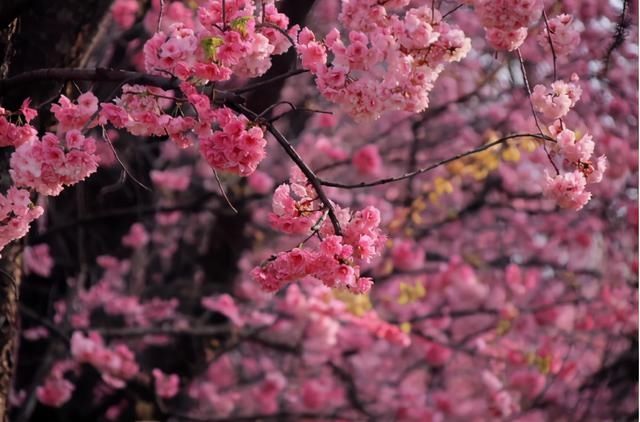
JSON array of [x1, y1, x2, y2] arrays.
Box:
[[319, 133, 554, 189]]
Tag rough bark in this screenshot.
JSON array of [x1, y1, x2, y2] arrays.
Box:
[[0, 249, 21, 422]]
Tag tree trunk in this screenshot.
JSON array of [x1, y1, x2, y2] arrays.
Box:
[[0, 1, 112, 419]]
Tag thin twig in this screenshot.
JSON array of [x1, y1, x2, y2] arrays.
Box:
[[542, 10, 558, 81], [442, 4, 464, 20], [516, 49, 559, 175], [102, 127, 152, 191], [157, 0, 165, 33], [515, 49, 544, 135], [212, 168, 238, 214], [318, 133, 554, 189]]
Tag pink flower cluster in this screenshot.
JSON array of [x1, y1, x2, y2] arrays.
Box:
[[543, 127, 607, 210], [538, 14, 580, 57], [297, 4, 471, 120], [472, 0, 543, 51], [0, 99, 38, 147], [253, 205, 384, 294], [99, 84, 196, 147], [0, 187, 44, 252], [51, 92, 99, 132], [144, 0, 295, 82], [10, 130, 99, 196], [71, 331, 140, 388], [199, 107, 266, 176], [268, 182, 320, 234], [531, 77, 582, 120]]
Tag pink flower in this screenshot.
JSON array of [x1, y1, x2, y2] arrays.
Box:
[[201, 294, 245, 327], [0, 187, 44, 253], [152, 369, 180, 399], [425, 343, 452, 366], [10, 132, 99, 196], [121, 223, 149, 249], [543, 171, 592, 210], [36, 377, 74, 407], [0, 105, 37, 147], [150, 167, 192, 191], [531, 80, 582, 120], [539, 14, 580, 57], [51, 92, 98, 132], [485, 27, 528, 51], [200, 108, 266, 177], [247, 170, 274, 194], [20, 98, 38, 123], [24, 244, 54, 277], [557, 129, 594, 162], [391, 239, 425, 271], [586, 155, 608, 184], [474, 0, 543, 31], [112, 0, 139, 29], [352, 145, 382, 176]]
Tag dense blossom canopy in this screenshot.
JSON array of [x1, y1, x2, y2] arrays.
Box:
[[0, 0, 637, 421]]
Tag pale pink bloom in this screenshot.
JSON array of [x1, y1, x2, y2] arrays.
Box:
[[557, 129, 594, 163], [586, 155, 608, 184], [150, 167, 192, 191], [24, 243, 54, 277], [70, 332, 139, 388], [543, 171, 592, 210], [474, 0, 543, 31], [23, 326, 49, 341], [490, 390, 517, 417], [531, 80, 582, 120], [485, 27, 528, 51], [539, 14, 580, 57], [201, 294, 245, 327], [152, 369, 180, 399], [10, 131, 99, 196]]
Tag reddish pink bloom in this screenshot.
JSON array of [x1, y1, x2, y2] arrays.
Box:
[[352, 145, 382, 176], [36, 377, 74, 407]]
